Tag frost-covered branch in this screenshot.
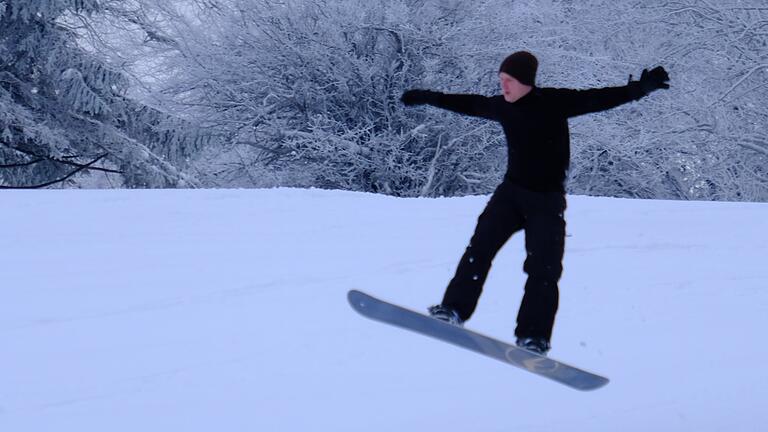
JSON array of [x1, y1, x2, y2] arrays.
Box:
[[0, 0, 207, 188]]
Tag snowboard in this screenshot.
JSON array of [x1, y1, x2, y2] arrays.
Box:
[[348, 290, 608, 391]]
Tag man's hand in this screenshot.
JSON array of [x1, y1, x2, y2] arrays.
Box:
[[629, 66, 670, 96], [400, 89, 437, 106]]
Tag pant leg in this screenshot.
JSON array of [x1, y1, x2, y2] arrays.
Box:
[[515, 190, 567, 341], [442, 182, 524, 322]]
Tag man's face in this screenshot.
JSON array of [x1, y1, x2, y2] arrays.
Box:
[[499, 72, 532, 103]]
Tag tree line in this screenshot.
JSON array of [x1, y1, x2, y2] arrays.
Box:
[[2, 0, 767, 201]]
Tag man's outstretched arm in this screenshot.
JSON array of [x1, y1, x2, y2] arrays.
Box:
[[400, 90, 499, 121], [553, 66, 670, 118]]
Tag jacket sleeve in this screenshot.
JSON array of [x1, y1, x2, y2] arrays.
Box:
[[549, 83, 646, 118], [424, 92, 499, 121]]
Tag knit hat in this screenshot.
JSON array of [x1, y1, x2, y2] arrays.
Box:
[[499, 51, 538, 86]]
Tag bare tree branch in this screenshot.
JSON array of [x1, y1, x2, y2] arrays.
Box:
[[0, 154, 108, 189]]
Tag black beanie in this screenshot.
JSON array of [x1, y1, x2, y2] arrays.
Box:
[[499, 51, 538, 86]]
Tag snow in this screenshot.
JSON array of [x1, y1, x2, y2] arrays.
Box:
[[1, 187, 767, 431]]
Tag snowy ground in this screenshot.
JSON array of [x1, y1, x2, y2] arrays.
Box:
[[2, 187, 767, 431]]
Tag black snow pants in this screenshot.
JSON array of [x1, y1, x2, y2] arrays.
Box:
[[441, 180, 566, 342]]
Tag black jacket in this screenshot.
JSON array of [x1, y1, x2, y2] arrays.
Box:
[[423, 83, 646, 192]]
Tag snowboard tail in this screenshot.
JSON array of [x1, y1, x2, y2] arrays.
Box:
[[348, 290, 608, 391]]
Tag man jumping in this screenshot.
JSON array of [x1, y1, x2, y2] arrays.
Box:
[[400, 51, 670, 354]]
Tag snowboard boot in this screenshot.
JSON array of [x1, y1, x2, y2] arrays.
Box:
[[428, 304, 463, 326], [516, 337, 551, 355]]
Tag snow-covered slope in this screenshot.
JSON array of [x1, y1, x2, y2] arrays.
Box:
[[2, 188, 767, 431]]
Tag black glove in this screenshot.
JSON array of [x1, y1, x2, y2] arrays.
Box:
[[400, 89, 438, 106], [629, 66, 670, 96]]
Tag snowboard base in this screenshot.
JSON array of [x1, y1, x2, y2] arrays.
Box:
[[348, 290, 608, 391]]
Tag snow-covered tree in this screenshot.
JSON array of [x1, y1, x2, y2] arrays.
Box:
[[131, 0, 515, 196], [139, 0, 766, 200], [527, 0, 768, 201], [0, 0, 204, 188], [35, 0, 764, 201]]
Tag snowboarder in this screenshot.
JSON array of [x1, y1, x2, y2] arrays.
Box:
[[400, 51, 670, 355]]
